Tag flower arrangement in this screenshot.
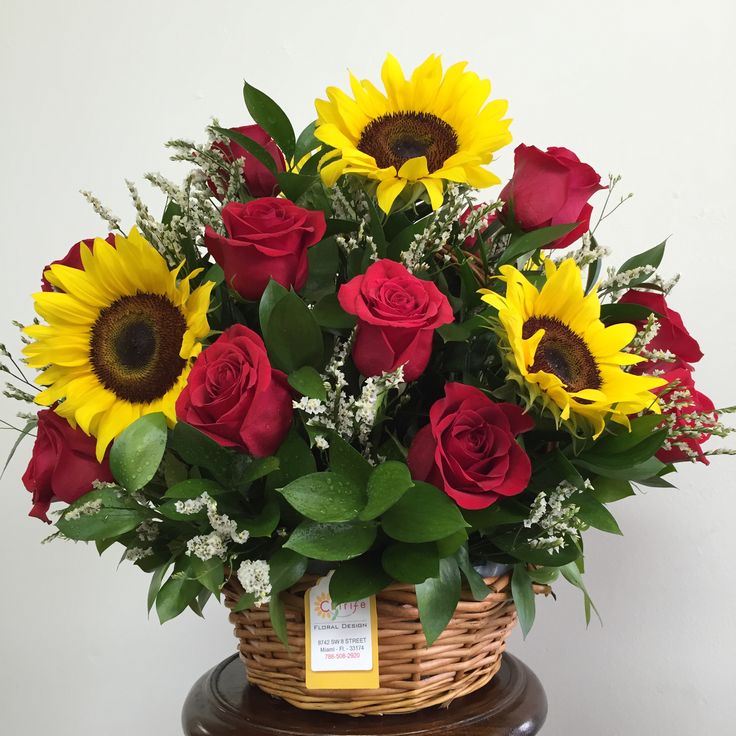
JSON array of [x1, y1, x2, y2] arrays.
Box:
[[4, 54, 733, 653]]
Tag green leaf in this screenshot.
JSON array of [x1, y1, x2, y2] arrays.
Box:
[[275, 172, 315, 202], [56, 487, 148, 542], [617, 241, 667, 282], [493, 528, 581, 566], [636, 475, 677, 489], [259, 277, 288, 325], [269, 592, 289, 647], [240, 456, 280, 484], [329, 433, 372, 490], [232, 592, 256, 612], [303, 237, 339, 301], [191, 556, 225, 596], [387, 214, 434, 260], [511, 564, 536, 638], [527, 567, 560, 585], [109, 413, 167, 491], [454, 546, 491, 601], [575, 493, 623, 535], [278, 471, 365, 522], [147, 562, 172, 614], [169, 421, 237, 484], [269, 547, 308, 594], [288, 366, 327, 402], [259, 281, 323, 372], [359, 461, 414, 520], [463, 501, 528, 530], [240, 493, 280, 537], [497, 223, 578, 266], [436, 529, 468, 558], [312, 292, 357, 329], [294, 120, 318, 162], [162, 452, 188, 487], [156, 562, 201, 624], [242, 80, 295, 161], [380, 481, 468, 543], [284, 520, 377, 561], [561, 561, 601, 626], [437, 315, 485, 343], [1, 417, 37, 477], [382, 542, 440, 583], [163, 478, 222, 499], [585, 414, 666, 456], [590, 476, 635, 503], [266, 428, 316, 490], [600, 302, 661, 324], [204, 263, 225, 287], [211, 126, 277, 175], [573, 455, 667, 481], [329, 556, 391, 606], [415, 557, 461, 646]]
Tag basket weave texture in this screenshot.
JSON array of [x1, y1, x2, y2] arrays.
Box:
[[223, 572, 520, 715]]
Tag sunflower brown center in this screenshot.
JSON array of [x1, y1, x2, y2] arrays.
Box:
[[522, 316, 602, 393], [357, 112, 458, 172], [90, 293, 187, 403]]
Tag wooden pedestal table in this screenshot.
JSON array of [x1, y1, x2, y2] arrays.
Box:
[[182, 652, 547, 735]]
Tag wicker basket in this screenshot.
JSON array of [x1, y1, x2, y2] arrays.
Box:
[[223, 571, 526, 716]]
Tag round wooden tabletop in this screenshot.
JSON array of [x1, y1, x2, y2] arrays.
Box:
[[182, 652, 547, 735]]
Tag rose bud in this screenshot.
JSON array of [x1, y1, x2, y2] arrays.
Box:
[[22, 410, 113, 523], [619, 289, 703, 372], [338, 259, 454, 382], [175, 324, 293, 456], [408, 383, 534, 510], [205, 199, 326, 301], [210, 124, 286, 199], [500, 145, 605, 249]]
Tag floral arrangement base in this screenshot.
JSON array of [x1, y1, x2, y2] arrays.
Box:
[[224, 573, 520, 716]]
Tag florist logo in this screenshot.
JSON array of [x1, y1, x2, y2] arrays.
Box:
[[314, 591, 368, 621], [314, 592, 333, 620]]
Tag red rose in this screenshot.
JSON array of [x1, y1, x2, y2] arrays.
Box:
[[500, 145, 605, 249], [205, 198, 326, 301], [41, 234, 116, 291], [654, 367, 717, 464], [458, 204, 497, 250], [337, 259, 454, 382], [210, 124, 286, 199], [620, 290, 703, 372], [22, 410, 113, 523], [175, 324, 292, 456], [408, 383, 534, 509]]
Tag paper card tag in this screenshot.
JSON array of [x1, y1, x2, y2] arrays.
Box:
[[304, 571, 380, 689]]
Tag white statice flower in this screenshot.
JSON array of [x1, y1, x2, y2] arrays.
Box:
[[124, 547, 153, 563], [174, 493, 212, 515], [180, 492, 250, 559], [456, 201, 500, 247], [237, 559, 272, 607], [313, 434, 330, 450], [186, 532, 228, 561], [64, 499, 103, 521], [599, 265, 656, 298], [524, 481, 585, 554], [295, 337, 406, 458], [401, 184, 466, 273], [136, 520, 160, 543], [554, 231, 612, 267]]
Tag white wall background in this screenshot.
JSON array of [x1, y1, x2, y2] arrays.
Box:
[[1, 1, 734, 734]]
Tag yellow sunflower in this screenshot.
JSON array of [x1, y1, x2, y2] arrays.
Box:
[[23, 228, 214, 461], [315, 54, 512, 214], [481, 259, 666, 438]]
